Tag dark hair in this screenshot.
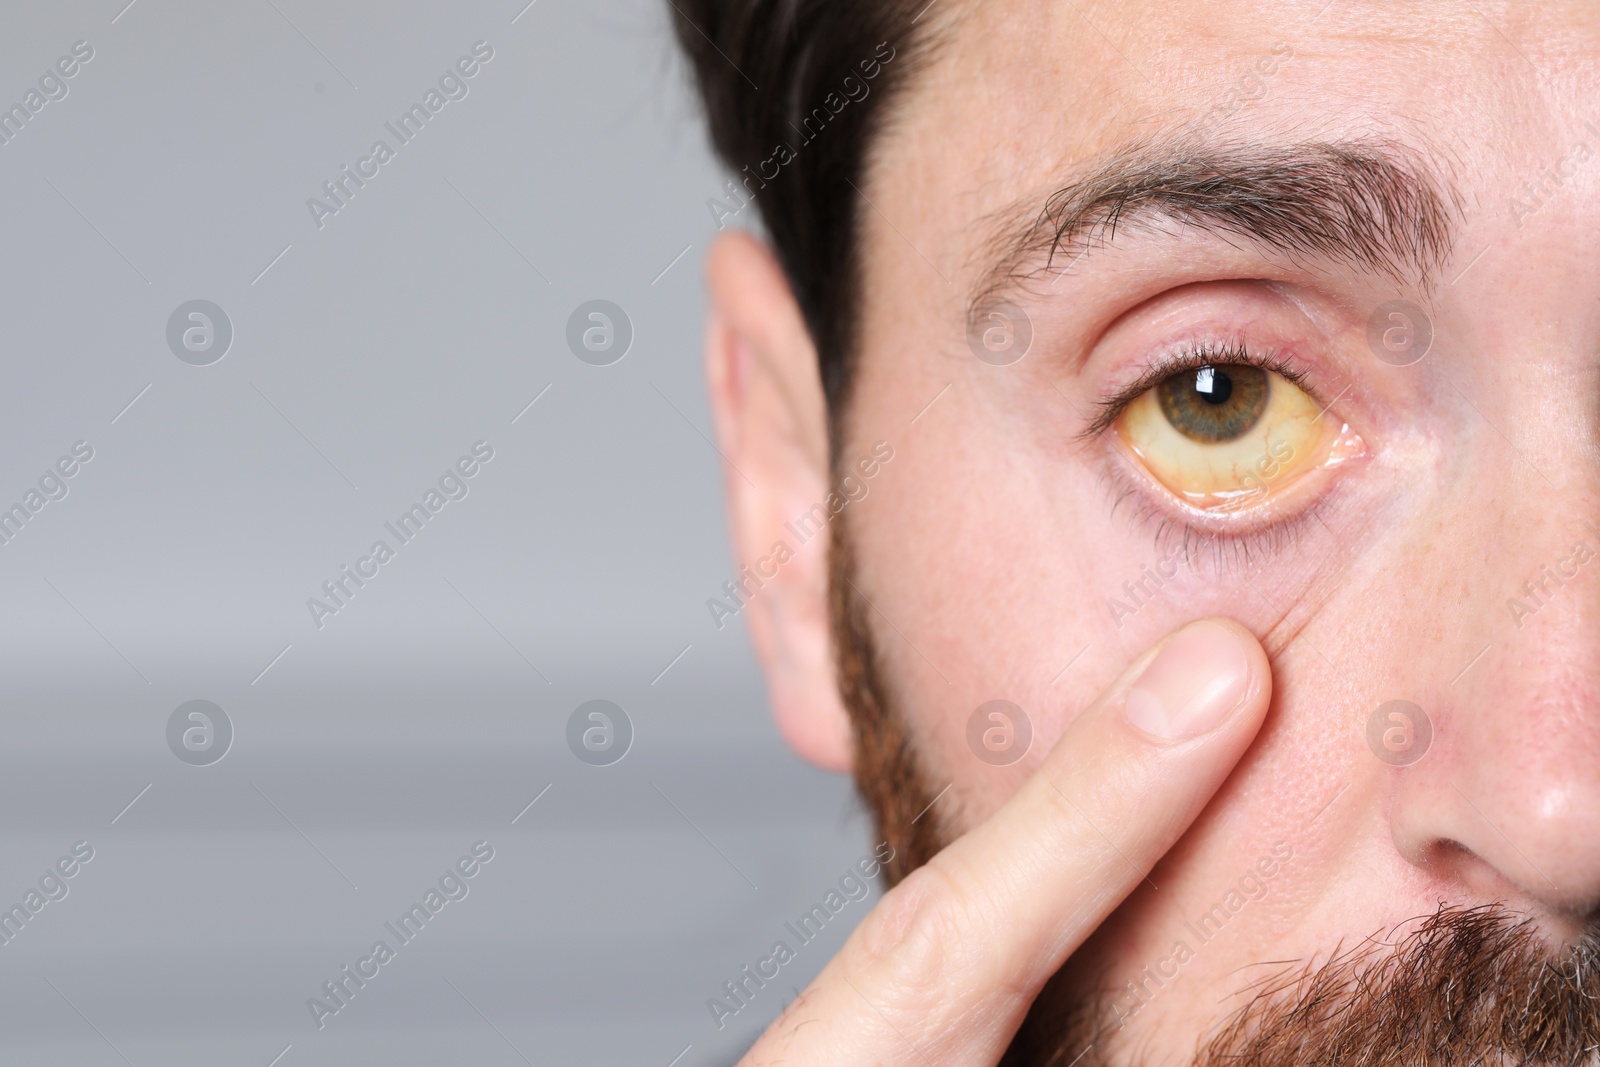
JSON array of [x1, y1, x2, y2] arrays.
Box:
[[668, 1, 928, 427]]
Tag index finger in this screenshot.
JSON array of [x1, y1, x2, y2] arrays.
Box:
[[741, 617, 1272, 1066]]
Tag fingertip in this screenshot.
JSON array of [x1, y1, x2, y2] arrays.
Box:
[[1197, 615, 1273, 725], [1122, 617, 1271, 743]]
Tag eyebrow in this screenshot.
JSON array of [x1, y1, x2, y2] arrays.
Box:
[[971, 137, 1461, 314]]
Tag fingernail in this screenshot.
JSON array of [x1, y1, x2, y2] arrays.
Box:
[[1124, 620, 1253, 741]]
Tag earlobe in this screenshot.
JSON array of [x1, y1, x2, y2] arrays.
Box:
[[703, 230, 854, 773]]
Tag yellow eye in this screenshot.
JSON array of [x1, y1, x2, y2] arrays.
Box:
[[1113, 363, 1338, 512]]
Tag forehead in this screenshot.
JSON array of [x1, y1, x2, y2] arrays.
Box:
[[870, 0, 1600, 279]]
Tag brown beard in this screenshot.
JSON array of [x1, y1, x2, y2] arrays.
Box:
[[827, 510, 946, 886], [827, 517, 1600, 1067]]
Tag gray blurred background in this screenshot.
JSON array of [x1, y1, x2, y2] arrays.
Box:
[[0, 1, 874, 1062]]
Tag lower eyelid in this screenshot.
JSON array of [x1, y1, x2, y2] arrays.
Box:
[[1095, 455, 1323, 578], [1101, 413, 1365, 565]]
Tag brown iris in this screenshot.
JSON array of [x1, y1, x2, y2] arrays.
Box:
[[1156, 364, 1269, 443]]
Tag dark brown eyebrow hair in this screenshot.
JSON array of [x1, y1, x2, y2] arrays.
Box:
[[971, 137, 1462, 315]]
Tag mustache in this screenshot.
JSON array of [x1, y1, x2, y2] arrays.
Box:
[[1189, 902, 1600, 1067], [1030, 908, 1593, 1067], [1017, 903, 1600, 1067]]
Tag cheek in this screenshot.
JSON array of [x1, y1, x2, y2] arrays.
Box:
[[843, 398, 1154, 829]]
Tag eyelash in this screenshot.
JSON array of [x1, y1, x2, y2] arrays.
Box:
[[1078, 339, 1316, 442], [1103, 475, 1326, 574]]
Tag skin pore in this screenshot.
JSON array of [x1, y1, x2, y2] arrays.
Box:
[[702, 1, 1600, 1063]]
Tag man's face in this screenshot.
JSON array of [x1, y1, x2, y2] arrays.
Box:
[[832, 0, 1600, 1062]]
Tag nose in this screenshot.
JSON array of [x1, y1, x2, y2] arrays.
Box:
[[1388, 515, 1600, 916]]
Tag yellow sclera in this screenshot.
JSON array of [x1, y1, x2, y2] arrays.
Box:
[[1114, 366, 1337, 512]]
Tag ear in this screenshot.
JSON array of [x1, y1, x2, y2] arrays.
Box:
[[703, 230, 853, 773]]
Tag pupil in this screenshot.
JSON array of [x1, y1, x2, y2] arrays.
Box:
[[1195, 366, 1232, 405]]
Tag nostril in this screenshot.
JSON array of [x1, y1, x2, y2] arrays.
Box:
[[1424, 837, 1473, 867], [1387, 708, 1600, 916], [1414, 836, 1477, 874]]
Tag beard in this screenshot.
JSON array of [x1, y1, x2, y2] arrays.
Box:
[[826, 514, 1600, 1067]]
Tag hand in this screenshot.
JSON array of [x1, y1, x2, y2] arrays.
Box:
[[739, 617, 1272, 1065]]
